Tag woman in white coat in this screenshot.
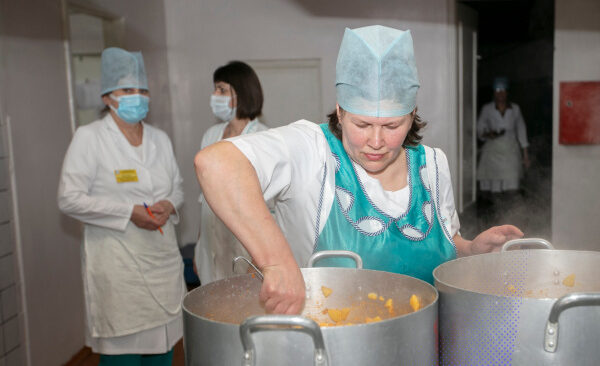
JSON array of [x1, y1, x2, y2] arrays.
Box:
[[58, 47, 184, 366], [477, 77, 530, 193], [194, 61, 268, 285]]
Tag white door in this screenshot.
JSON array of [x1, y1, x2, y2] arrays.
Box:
[[457, 3, 478, 213], [65, 4, 124, 129], [246, 59, 322, 128]]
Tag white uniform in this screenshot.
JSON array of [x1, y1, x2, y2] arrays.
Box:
[[58, 114, 185, 354], [194, 119, 268, 285], [476, 102, 529, 192], [227, 120, 460, 267]]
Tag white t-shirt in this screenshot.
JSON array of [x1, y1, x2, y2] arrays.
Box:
[[198, 118, 268, 203], [229, 120, 460, 267]]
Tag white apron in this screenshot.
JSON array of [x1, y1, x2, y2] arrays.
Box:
[[477, 132, 522, 183], [196, 200, 251, 285], [83, 220, 185, 338]]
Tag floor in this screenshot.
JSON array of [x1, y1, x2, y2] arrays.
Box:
[[69, 340, 185, 366], [459, 165, 552, 243]]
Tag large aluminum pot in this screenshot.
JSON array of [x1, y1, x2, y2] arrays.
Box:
[[183, 251, 438, 365], [434, 239, 600, 365]]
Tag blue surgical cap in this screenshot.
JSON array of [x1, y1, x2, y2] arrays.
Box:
[[101, 47, 148, 95], [336, 25, 420, 117], [493, 77, 509, 91]]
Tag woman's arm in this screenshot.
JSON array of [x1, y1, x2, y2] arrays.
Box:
[[453, 225, 524, 257], [194, 141, 305, 314]]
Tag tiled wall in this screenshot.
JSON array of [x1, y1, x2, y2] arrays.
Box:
[[0, 121, 23, 365]]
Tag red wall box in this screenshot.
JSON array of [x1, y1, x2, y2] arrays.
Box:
[[559, 81, 600, 144]]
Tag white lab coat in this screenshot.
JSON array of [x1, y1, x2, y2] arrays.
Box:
[[476, 102, 529, 192], [58, 114, 185, 354], [227, 121, 460, 268], [194, 119, 268, 285]]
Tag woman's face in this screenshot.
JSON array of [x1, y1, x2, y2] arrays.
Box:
[[102, 88, 150, 108], [338, 105, 414, 175], [213, 81, 236, 108], [494, 89, 507, 104]]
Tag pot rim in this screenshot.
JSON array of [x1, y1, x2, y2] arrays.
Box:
[[433, 249, 600, 298], [183, 268, 439, 327]]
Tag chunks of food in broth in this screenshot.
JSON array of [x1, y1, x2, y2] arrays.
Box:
[[321, 286, 333, 297], [410, 294, 420, 312], [562, 273, 576, 287], [313, 286, 422, 327], [327, 308, 351, 323]]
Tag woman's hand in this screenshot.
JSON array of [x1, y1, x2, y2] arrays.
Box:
[[259, 261, 306, 315], [470, 225, 524, 255], [130, 204, 162, 230], [149, 200, 174, 226]]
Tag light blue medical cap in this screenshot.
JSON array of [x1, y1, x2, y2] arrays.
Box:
[[493, 77, 509, 91], [336, 25, 420, 117], [101, 47, 148, 95]]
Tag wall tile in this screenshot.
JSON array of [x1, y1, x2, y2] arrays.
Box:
[[0, 159, 8, 191], [0, 322, 4, 355], [0, 224, 11, 258], [2, 317, 18, 353], [0, 256, 14, 290], [0, 192, 9, 223], [4, 347, 21, 366], [0, 287, 17, 322]]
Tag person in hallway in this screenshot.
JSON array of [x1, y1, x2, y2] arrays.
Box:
[[58, 47, 184, 366], [194, 25, 523, 315], [193, 61, 269, 285], [476, 77, 530, 228]]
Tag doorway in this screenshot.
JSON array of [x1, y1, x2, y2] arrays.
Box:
[[457, 0, 554, 240], [63, 1, 124, 130]]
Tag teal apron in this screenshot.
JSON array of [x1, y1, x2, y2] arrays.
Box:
[[313, 124, 456, 284]]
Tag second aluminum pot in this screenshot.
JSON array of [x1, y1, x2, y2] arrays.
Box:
[[434, 239, 600, 365], [183, 251, 439, 365]]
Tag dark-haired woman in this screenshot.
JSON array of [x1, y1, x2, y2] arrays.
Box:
[[194, 26, 523, 315], [194, 61, 268, 285]]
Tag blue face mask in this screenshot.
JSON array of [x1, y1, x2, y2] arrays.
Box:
[[109, 93, 150, 123]]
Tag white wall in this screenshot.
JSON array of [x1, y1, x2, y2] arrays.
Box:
[[85, 0, 173, 136], [552, 0, 600, 251], [164, 0, 459, 245], [0, 0, 173, 364], [0, 1, 84, 364]]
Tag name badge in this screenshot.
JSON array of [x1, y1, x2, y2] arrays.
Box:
[[114, 169, 138, 183]]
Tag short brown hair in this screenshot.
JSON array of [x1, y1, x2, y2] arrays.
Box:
[[214, 61, 263, 120], [327, 106, 426, 146]]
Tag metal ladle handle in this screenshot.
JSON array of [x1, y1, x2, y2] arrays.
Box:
[[240, 315, 328, 366], [307, 250, 363, 269], [501, 238, 554, 252], [232, 256, 264, 281], [544, 292, 600, 353]]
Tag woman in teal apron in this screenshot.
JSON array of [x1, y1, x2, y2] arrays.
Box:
[[194, 25, 523, 315]]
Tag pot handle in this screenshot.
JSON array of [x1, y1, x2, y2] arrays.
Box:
[[544, 292, 600, 353], [239, 315, 329, 366], [501, 238, 554, 252], [307, 250, 363, 269]]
